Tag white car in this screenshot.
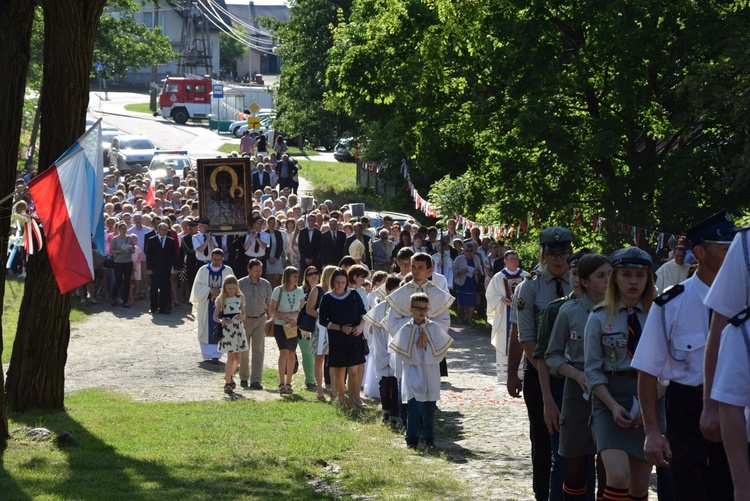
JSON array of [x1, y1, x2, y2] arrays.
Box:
[[148, 151, 192, 181], [109, 135, 158, 174], [101, 128, 120, 166], [231, 114, 275, 138]]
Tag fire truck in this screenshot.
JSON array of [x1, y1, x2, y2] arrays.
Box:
[[154, 76, 212, 124]]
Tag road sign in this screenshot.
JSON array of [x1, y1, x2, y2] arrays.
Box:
[[248, 102, 260, 114], [212, 84, 224, 99], [247, 117, 261, 129]]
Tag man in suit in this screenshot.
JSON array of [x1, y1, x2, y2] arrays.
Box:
[[275, 154, 298, 193], [147, 223, 177, 314], [344, 222, 372, 269], [321, 217, 346, 267], [298, 212, 322, 271], [252, 165, 272, 193]]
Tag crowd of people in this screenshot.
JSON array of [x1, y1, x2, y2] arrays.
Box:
[[9, 151, 750, 498]]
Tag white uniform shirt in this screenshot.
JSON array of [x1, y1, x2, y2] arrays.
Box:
[[711, 320, 750, 441], [631, 275, 710, 387], [704, 231, 750, 318]]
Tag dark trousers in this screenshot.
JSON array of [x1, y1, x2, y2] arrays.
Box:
[[549, 376, 567, 501], [524, 363, 552, 501], [666, 382, 733, 501], [112, 261, 133, 303], [150, 272, 171, 312], [379, 376, 399, 419]]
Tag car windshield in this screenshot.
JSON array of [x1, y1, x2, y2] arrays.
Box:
[[151, 157, 190, 170], [124, 139, 154, 150]]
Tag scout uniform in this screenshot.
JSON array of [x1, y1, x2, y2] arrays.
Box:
[[632, 211, 735, 500], [516, 227, 573, 501], [584, 247, 651, 460]]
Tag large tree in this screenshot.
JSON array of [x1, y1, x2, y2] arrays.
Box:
[[0, 0, 37, 445], [273, 0, 356, 148], [327, 0, 750, 241], [5, 0, 109, 412]]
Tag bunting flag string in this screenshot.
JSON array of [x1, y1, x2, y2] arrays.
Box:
[[390, 159, 684, 246]]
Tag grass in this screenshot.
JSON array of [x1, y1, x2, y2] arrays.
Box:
[[2, 387, 468, 500], [124, 103, 153, 114], [2, 277, 90, 364]]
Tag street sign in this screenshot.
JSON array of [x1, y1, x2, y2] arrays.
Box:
[[247, 117, 261, 129], [248, 102, 260, 114], [212, 84, 224, 99]]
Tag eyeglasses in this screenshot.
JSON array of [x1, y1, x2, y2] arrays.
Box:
[[547, 252, 570, 261], [411, 306, 429, 312]]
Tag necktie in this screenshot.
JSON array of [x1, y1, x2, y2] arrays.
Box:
[[254, 235, 260, 253], [417, 328, 427, 349], [554, 278, 564, 298], [203, 236, 208, 256], [625, 307, 642, 358], [160, 237, 165, 248]]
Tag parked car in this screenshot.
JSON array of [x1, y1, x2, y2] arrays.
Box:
[[333, 137, 356, 162], [109, 135, 158, 174], [148, 151, 192, 181], [365, 211, 422, 229]]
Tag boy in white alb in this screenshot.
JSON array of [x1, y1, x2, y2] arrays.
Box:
[[389, 293, 453, 449]]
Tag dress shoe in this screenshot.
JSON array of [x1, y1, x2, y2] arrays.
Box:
[[250, 382, 263, 390], [210, 357, 221, 364], [240, 380, 249, 388]]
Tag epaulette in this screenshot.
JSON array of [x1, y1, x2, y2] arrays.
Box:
[[525, 271, 538, 280], [592, 304, 606, 312], [654, 284, 685, 306], [729, 306, 750, 327]]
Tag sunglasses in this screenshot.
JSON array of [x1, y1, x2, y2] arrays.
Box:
[[307, 272, 320, 277]]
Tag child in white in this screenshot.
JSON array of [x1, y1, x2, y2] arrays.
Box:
[[389, 293, 453, 449]]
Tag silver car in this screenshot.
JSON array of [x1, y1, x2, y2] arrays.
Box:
[[109, 135, 158, 174]]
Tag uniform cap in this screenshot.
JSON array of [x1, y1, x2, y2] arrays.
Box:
[[686, 209, 736, 247], [198, 218, 210, 225], [567, 248, 593, 267], [540, 227, 574, 252], [187, 219, 199, 227], [609, 247, 652, 269]]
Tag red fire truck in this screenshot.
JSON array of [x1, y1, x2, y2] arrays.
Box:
[[154, 76, 212, 124]]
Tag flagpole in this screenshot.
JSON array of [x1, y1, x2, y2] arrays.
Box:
[[0, 186, 30, 207]]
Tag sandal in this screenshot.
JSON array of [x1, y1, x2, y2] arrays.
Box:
[[224, 383, 233, 394], [285, 384, 293, 395], [230, 379, 237, 390], [278, 383, 287, 394], [316, 393, 327, 402]]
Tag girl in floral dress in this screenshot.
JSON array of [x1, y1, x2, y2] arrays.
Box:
[[213, 275, 248, 394]]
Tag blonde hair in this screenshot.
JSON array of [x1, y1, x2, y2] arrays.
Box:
[[216, 275, 243, 308], [320, 265, 337, 293], [603, 267, 655, 318]]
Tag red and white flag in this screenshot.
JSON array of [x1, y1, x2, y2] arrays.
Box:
[[28, 121, 103, 294]]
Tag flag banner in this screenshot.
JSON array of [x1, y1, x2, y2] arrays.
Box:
[[28, 121, 103, 294]]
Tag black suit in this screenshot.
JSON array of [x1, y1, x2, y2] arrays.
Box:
[[321, 230, 346, 267], [147, 234, 177, 313], [344, 234, 372, 269], [275, 160, 299, 193], [298, 227, 322, 271], [252, 170, 272, 192], [143, 229, 157, 257]]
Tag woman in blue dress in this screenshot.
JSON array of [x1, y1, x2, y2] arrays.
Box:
[[452, 240, 484, 324]]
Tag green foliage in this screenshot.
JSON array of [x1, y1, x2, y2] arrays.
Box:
[[94, 2, 176, 79], [272, 0, 356, 149], [2, 390, 467, 499], [325, 0, 750, 246], [123, 102, 152, 114], [219, 26, 248, 71]]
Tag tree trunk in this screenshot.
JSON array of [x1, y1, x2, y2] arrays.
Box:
[[24, 104, 41, 173], [0, 0, 36, 445], [5, 0, 107, 413]]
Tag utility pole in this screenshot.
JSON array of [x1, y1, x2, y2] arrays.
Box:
[[149, 6, 159, 111]]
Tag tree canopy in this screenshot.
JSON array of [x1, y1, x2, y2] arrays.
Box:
[[94, 1, 176, 79], [322, 0, 750, 242]]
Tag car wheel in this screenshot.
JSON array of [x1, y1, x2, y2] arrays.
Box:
[[233, 127, 241, 137], [172, 109, 188, 125]]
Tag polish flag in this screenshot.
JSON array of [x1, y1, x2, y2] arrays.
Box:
[[28, 121, 103, 294]]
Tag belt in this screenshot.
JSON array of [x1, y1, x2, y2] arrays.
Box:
[[604, 370, 638, 378], [247, 314, 265, 319], [668, 381, 703, 393]]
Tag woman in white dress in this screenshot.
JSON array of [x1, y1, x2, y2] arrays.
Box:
[[212, 275, 247, 394]]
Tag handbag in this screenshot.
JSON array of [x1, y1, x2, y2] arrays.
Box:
[[362, 336, 370, 356], [297, 309, 316, 333], [103, 255, 115, 268], [282, 323, 297, 339], [265, 318, 275, 337]]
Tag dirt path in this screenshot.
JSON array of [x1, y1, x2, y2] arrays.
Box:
[[60, 301, 534, 499]]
